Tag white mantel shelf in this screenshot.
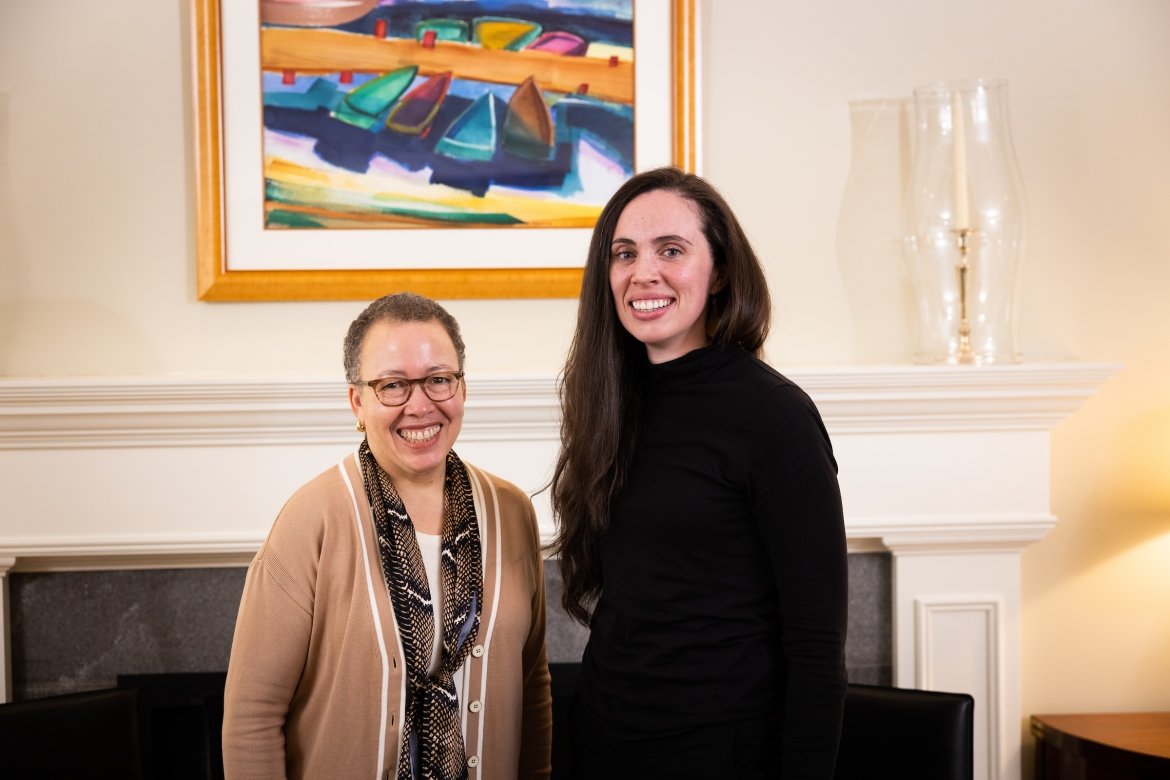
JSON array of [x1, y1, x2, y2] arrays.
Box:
[[0, 363, 1120, 780], [0, 363, 1116, 450]]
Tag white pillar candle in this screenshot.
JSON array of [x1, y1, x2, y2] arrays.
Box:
[[952, 94, 972, 230]]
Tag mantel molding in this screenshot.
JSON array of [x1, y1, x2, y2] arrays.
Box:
[[0, 362, 1120, 449], [0, 361, 1118, 571], [794, 362, 1121, 433], [0, 537, 262, 573], [867, 514, 1059, 555]]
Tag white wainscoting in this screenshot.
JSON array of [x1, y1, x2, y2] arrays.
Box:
[[0, 363, 1118, 779]]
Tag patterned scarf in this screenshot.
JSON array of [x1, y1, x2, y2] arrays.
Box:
[[359, 441, 483, 780]]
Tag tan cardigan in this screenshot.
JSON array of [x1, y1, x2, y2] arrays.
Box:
[[222, 451, 552, 780]]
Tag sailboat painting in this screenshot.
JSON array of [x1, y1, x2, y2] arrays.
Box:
[[259, 0, 636, 229]]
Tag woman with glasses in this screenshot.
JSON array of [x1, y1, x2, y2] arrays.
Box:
[[223, 292, 552, 780], [551, 167, 848, 778]]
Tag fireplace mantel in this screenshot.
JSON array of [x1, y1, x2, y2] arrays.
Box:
[[0, 363, 1118, 779]]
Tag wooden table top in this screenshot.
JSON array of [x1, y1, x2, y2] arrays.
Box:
[[1032, 712, 1170, 760]]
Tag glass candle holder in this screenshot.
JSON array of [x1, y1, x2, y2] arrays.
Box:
[[905, 79, 1026, 364]]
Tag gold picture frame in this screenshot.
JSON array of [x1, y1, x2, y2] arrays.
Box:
[[193, 0, 697, 301]]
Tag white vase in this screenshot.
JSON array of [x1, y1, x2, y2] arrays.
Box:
[[836, 98, 917, 362]]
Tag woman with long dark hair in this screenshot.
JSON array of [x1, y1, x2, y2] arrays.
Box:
[[551, 167, 847, 778]]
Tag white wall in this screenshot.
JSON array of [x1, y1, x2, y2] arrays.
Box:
[[3, 0, 1169, 769]]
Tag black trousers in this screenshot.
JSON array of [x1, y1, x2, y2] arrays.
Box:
[[566, 696, 777, 779]]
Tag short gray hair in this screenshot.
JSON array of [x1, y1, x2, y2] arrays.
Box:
[[343, 292, 466, 383]]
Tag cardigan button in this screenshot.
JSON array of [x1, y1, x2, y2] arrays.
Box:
[[468, 699, 482, 713], [467, 755, 480, 768], [471, 644, 484, 657]]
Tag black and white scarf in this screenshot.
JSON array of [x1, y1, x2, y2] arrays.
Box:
[[359, 441, 483, 780]]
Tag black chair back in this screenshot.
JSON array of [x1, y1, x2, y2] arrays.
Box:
[[834, 682, 975, 780], [0, 687, 144, 778], [550, 665, 974, 780]]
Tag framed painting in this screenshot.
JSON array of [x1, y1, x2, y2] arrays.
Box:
[[193, 0, 698, 301]]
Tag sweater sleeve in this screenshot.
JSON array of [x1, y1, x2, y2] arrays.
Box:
[[222, 531, 315, 779], [516, 493, 553, 780], [750, 383, 848, 778]]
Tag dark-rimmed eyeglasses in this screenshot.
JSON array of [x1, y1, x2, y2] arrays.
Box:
[[355, 372, 464, 407]]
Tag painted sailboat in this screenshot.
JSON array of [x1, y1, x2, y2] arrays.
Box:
[[524, 31, 588, 56], [436, 92, 504, 162], [266, 77, 340, 111], [415, 18, 470, 42], [330, 65, 418, 131], [502, 76, 555, 161], [473, 17, 543, 51], [386, 71, 453, 135], [261, 0, 377, 27]]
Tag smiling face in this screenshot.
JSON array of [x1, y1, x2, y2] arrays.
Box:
[[608, 188, 722, 364], [348, 319, 465, 487]]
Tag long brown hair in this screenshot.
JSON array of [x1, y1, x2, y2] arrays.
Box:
[[550, 167, 772, 624]]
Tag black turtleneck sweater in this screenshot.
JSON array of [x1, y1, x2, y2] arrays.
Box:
[[576, 344, 848, 777]]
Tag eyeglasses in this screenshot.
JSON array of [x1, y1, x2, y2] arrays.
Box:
[[355, 372, 464, 407]]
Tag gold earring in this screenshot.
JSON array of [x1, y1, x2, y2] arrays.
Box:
[[356, 420, 366, 433]]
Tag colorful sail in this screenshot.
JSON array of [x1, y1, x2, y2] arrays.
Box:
[[436, 92, 503, 162], [502, 76, 555, 160], [525, 31, 588, 56], [473, 17, 543, 51], [331, 66, 418, 131], [387, 71, 453, 135]]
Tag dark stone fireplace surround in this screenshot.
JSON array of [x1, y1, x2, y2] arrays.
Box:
[[10, 554, 890, 702]]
